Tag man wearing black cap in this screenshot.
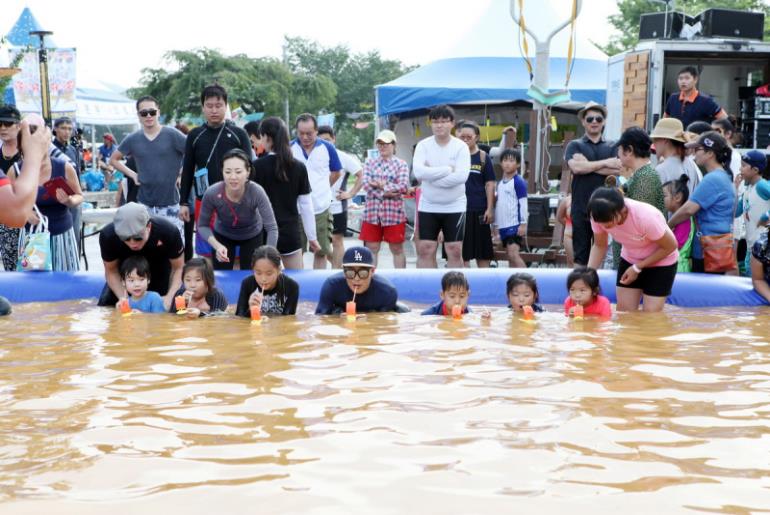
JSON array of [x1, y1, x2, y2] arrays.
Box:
[[97, 202, 185, 308], [0, 105, 24, 272], [315, 246, 399, 314]]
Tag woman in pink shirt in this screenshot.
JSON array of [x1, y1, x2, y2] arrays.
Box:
[[586, 187, 679, 312]]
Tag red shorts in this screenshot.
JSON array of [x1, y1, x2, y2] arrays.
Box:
[[360, 222, 406, 244]]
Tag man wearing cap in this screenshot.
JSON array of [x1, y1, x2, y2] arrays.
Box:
[[360, 129, 410, 268], [651, 117, 701, 196], [291, 113, 342, 270], [565, 101, 622, 265], [735, 150, 770, 274], [98, 133, 117, 187], [665, 66, 727, 128], [315, 246, 399, 314], [109, 96, 187, 240], [97, 202, 185, 308], [0, 105, 24, 272], [318, 125, 364, 268]]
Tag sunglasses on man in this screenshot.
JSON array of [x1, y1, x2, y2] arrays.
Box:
[[138, 109, 158, 118], [0, 121, 18, 128], [585, 116, 604, 124], [343, 267, 371, 280], [122, 234, 145, 242]]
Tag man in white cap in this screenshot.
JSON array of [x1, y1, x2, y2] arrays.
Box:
[[565, 101, 621, 265], [97, 202, 184, 308]]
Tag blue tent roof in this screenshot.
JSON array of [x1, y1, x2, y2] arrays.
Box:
[[376, 57, 607, 117], [5, 7, 56, 48]]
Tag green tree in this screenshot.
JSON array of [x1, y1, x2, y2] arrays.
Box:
[[284, 36, 414, 156], [128, 48, 336, 122], [600, 0, 770, 55]]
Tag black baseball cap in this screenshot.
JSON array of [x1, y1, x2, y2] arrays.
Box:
[[0, 105, 21, 123]]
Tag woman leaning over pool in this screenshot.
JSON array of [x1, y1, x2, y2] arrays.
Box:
[[587, 187, 679, 312]]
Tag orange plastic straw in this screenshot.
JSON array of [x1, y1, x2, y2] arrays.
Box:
[[250, 305, 262, 322], [175, 296, 186, 311], [522, 305, 535, 320], [451, 305, 463, 320]]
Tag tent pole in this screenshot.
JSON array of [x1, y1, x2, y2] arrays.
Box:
[[91, 124, 96, 170]]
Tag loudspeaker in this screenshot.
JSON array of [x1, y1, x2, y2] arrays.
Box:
[[639, 11, 694, 40], [699, 8, 765, 40]]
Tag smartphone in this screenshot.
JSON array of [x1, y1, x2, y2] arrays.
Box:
[[42, 176, 75, 199]]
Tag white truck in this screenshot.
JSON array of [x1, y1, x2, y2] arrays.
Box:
[[605, 37, 770, 148]]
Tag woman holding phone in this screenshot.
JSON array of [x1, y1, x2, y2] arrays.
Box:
[[9, 147, 84, 271]]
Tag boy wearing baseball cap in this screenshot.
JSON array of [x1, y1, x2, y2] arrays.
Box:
[[315, 246, 400, 314], [736, 150, 770, 274]]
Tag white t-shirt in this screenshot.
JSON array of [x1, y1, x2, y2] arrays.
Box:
[[413, 136, 471, 213], [330, 150, 362, 215], [290, 139, 342, 215]]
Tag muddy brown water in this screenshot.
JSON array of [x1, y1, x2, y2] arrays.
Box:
[[1, 301, 769, 514]]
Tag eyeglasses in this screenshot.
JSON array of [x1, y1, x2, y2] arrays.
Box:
[[585, 116, 604, 123], [343, 267, 371, 280], [0, 121, 18, 128], [138, 109, 158, 117]]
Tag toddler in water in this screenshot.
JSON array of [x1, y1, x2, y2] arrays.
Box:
[[663, 174, 694, 272], [564, 266, 612, 318], [236, 245, 299, 317], [506, 273, 544, 313], [118, 256, 165, 313], [422, 271, 471, 316], [169, 258, 228, 317]]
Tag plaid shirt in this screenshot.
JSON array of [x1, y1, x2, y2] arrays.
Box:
[[363, 156, 409, 226]]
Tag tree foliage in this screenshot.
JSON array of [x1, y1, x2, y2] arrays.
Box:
[[129, 38, 413, 156], [128, 48, 336, 122], [600, 0, 770, 56]]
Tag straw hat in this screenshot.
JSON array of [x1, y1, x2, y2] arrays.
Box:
[[650, 118, 686, 143], [577, 101, 607, 120]]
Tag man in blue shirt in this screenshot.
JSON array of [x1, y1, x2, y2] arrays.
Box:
[[315, 246, 399, 314], [665, 66, 727, 128]]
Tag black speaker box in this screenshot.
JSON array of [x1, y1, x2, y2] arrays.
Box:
[[699, 8, 765, 40], [639, 11, 694, 40]]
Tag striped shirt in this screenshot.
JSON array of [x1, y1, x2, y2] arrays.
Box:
[[362, 156, 410, 226]]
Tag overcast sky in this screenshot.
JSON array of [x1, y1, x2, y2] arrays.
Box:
[[3, 0, 620, 90]]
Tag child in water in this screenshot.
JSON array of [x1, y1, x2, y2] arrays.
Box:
[[118, 255, 165, 313], [236, 245, 299, 317], [422, 271, 471, 316], [506, 273, 544, 313], [564, 266, 612, 318], [169, 258, 229, 317], [663, 174, 694, 272]]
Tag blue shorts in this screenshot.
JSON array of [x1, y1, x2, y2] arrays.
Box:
[[499, 225, 524, 247]]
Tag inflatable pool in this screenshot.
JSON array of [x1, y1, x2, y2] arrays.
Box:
[[0, 269, 766, 308]]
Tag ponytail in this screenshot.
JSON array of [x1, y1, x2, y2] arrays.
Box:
[[260, 117, 295, 183]]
